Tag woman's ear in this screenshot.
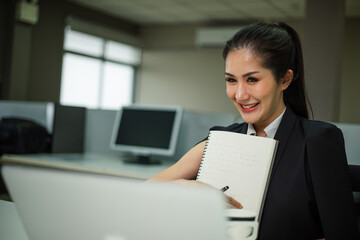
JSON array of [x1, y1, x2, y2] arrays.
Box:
[[281, 69, 293, 90]]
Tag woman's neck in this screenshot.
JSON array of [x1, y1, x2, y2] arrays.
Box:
[[253, 104, 286, 136]]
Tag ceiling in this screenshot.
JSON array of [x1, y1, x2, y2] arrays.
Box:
[[67, 0, 360, 26]]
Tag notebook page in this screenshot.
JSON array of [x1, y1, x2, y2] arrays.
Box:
[[196, 130, 277, 219]]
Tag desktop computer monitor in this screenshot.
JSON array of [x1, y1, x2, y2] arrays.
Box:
[[110, 105, 183, 164]]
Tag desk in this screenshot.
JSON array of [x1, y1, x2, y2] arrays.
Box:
[[0, 153, 174, 180], [0, 200, 29, 240]]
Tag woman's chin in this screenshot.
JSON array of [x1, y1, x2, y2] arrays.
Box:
[[240, 116, 258, 125], [239, 111, 260, 125]]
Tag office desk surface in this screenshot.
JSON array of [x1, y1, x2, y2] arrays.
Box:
[[0, 200, 29, 240], [0, 153, 175, 180]]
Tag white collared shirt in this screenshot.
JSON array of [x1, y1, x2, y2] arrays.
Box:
[[246, 108, 286, 139]]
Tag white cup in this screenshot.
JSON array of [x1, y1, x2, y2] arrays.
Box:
[[227, 221, 258, 240], [226, 209, 258, 240]]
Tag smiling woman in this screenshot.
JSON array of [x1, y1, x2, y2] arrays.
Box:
[[149, 22, 359, 240], [224, 49, 292, 136]]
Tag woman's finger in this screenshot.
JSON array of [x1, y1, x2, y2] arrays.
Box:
[[227, 196, 243, 209]]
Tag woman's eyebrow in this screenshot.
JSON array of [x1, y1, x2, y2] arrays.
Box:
[[225, 71, 260, 77], [242, 71, 260, 77]]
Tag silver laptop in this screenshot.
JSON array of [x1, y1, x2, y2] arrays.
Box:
[[2, 164, 229, 240]]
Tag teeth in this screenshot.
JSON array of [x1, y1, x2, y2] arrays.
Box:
[[242, 103, 258, 109]]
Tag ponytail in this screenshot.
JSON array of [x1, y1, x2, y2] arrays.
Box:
[[275, 22, 313, 119]]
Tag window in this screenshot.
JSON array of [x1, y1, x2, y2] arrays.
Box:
[[60, 28, 141, 110]]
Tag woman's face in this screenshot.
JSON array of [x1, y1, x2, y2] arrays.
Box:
[[225, 49, 291, 131]]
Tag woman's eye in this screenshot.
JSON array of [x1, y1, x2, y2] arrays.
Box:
[[225, 78, 236, 83], [247, 77, 258, 83]]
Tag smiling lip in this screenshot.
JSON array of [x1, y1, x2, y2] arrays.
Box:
[[240, 103, 259, 112]]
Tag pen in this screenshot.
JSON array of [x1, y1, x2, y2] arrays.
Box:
[[220, 186, 229, 192]]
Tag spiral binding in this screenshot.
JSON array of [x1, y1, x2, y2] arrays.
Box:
[[196, 131, 212, 180]]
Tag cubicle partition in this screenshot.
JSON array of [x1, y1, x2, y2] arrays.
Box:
[[0, 101, 54, 133], [0, 100, 237, 162], [0, 100, 86, 154], [84, 108, 360, 165], [84, 108, 237, 162], [0, 100, 360, 165], [1, 100, 359, 165], [334, 123, 360, 165]]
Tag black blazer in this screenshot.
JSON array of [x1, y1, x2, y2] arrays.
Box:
[[211, 108, 358, 240]]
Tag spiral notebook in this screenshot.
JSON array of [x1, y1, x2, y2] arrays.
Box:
[[196, 130, 278, 221]]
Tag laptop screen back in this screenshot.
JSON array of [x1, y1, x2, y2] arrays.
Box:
[[2, 164, 227, 240]]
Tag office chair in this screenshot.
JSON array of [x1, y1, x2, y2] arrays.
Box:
[[349, 164, 360, 234]]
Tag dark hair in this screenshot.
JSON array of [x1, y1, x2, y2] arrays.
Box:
[[223, 22, 312, 119]]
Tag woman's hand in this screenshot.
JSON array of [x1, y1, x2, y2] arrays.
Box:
[[174, 179, 243, 209]]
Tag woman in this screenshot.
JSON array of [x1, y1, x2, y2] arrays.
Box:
[[150, 22, 358, 239]]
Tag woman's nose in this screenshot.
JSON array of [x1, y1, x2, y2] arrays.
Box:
[[235, 83, 249, 102]]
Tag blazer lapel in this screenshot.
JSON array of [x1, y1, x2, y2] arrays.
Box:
[[239, 123, 248, 134], [271, 108, 298, 178]]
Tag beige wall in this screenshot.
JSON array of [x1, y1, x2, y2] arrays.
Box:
[[138, 25, 240, 116], [137, 48, 236, 115], [339, 18, 360, 123]]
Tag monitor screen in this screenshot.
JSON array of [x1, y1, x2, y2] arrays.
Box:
[[110, 105, 183, 164]]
